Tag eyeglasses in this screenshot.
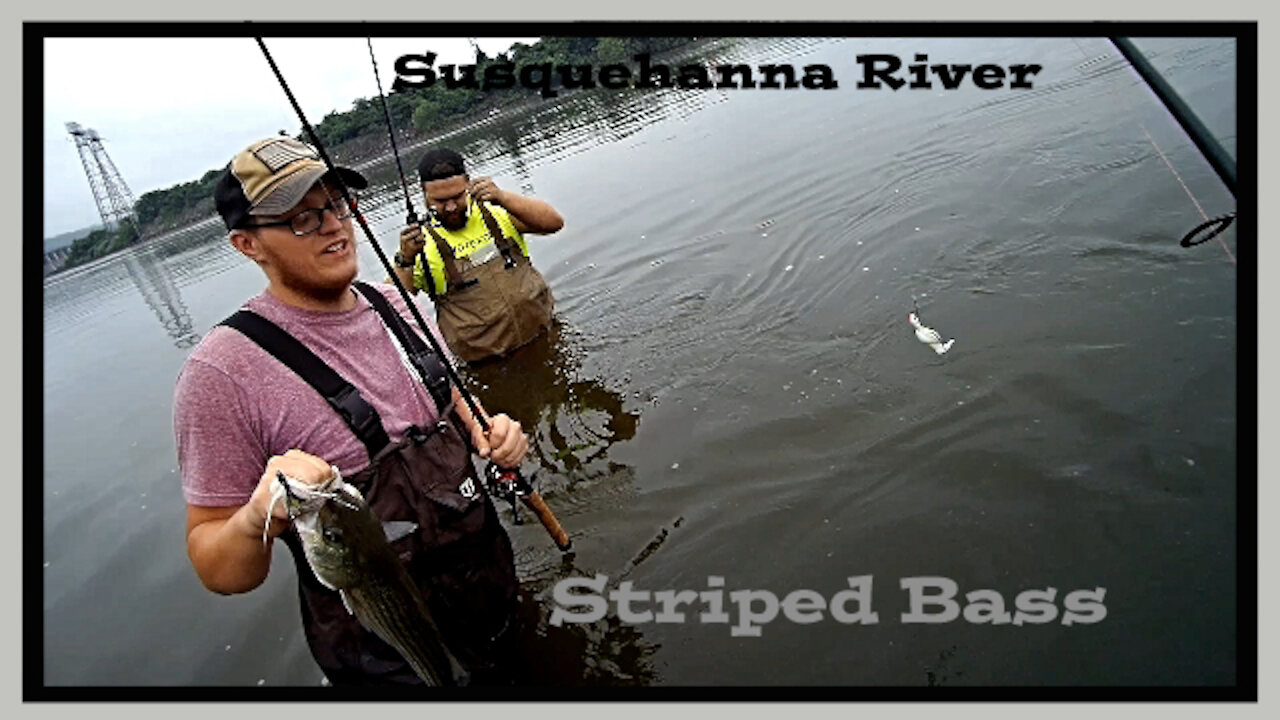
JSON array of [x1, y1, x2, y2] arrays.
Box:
[[245, 195, 357, 236]]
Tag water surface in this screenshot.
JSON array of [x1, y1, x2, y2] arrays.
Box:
[[42, 36, 1238, 687]]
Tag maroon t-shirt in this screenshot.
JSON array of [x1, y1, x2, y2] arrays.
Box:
[[174, 284, 452, 507]]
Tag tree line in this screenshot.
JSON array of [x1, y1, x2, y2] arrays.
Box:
[[308, 36, 694, 146], [59, 221, 139, 268]]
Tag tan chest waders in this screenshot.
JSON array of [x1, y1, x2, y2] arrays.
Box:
[[423, 204, 553, 363]]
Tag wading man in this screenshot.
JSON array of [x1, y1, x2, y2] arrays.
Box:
[[392, 147, 564, 363], [175, 137, 526, 686]]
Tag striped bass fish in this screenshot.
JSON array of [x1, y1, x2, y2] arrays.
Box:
[[267, 468, 468, 686]]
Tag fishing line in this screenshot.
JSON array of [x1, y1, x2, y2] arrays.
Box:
[[253, 36, 488, 430], [1070, 38, 1236, 265], [1136, 122, 1236, 259], [366, 37, 420, 227]]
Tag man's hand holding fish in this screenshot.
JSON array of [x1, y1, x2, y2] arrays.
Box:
[[253, 449, 340, 542]]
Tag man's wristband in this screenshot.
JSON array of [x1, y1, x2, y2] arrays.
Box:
[[394, 251, 416, 269]]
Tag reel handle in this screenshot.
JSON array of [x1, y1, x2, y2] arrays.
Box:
[[484, 463, 572, 551]]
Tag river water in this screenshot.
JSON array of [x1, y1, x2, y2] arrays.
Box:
[[41, 36, 1239, 687]]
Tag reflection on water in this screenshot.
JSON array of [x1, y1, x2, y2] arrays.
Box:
[[513, 568, 660, 686], [440, 59, 737, 181], [463, 319, 641, 483], [462, 318, 657, 684], [506, 485, 679, 686], [484, 113, 535, 193], [122, 249, 200, 349], [44, 220, 241, 338]]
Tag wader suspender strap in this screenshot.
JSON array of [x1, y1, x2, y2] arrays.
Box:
[[350, 281, 453, 416], [220, 310, 392, 458], [422, 223, 467, 293], [416, 248, 439, 304], [475, 203, 519, 269], [422, 202, 521, 294]]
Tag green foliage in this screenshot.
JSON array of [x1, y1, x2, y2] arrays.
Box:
[[133, 170, 221, 229], [61, 221, 140, 269], [385, 91, 415, 129], [595, 37, 632, 66], [412, 98, 442, 134]]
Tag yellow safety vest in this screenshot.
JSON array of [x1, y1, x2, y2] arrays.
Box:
[[411, 200, 531, 296]]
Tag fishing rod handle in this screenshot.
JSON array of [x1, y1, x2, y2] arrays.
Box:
[[520, 491, 573, 551]]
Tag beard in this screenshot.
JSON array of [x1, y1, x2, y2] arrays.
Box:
[[283, 267, 356, 302], [262, 244, 358, 304], [438, 208, 467, 231]]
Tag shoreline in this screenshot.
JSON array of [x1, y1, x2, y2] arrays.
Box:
[[41, 101, 535, 279], [46, 40, 721, 276], [144, 95, 549, 243]]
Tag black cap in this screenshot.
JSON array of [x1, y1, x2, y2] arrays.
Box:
[[417, 147, 467, 183]]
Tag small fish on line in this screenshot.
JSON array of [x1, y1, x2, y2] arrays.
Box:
[[909, 312, 955, 355]]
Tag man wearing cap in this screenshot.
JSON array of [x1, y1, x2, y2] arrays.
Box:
[[392, 147, 564, 364], [174, 136, 526, 686]]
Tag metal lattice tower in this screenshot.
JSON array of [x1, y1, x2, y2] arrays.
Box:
[[66, 122, 137, 231]]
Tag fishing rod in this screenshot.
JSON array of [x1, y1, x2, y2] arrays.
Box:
[[255, 37, 571, 552], [1109, 37, 1236, 197], [366, 38, 420, 227], [1108, 38, 1237, 250]]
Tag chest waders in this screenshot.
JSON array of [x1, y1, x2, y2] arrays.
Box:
[[423, 203, 554, 363], [219, 282, 518, 686]]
